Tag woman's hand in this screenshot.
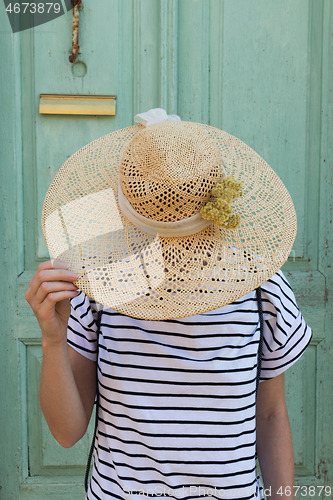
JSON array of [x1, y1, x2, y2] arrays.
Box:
[[25, 260, 79, 345]]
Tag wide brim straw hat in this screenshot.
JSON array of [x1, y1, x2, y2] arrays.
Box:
[[42, 109, 297, 320]]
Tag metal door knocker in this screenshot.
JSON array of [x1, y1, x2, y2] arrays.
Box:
[[69, 0, 82, 63]]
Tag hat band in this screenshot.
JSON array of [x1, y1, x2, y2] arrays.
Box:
[[118, 182, 212, 237]]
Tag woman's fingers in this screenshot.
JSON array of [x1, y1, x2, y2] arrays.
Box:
[[25, 260, 80, 319], [33, 280, 78, 306], [25, 260, 82, 341], [40, 259, 70, 270], [37, 289, 79, 322], [29, 260, 70, 286], [27, 261, 79, 300]]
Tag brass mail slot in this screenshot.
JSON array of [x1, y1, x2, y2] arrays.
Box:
[[39, 94, 116, 115]]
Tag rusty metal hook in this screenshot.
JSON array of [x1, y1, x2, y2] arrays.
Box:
[[69, 0, 82, 63]]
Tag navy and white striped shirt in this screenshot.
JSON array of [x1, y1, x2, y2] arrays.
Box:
[[68, 270, 312, 500]]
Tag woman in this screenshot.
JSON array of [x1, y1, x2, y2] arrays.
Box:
[[26, 110, 311, 500]]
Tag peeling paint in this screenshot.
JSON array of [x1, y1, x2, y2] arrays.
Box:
[[325, 288, 329, 302], [317, 458, 329, 481]]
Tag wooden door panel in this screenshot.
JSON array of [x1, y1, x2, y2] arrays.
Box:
[[26, 344, 95, 476], [1, 1, 331, 498]]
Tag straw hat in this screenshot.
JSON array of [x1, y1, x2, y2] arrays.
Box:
[[42, 109, 297, 320]]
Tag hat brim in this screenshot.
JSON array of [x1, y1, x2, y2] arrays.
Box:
[[42, 123, 296, 320]]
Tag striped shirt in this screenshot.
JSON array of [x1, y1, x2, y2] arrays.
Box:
[[68, 270, 312, 500]]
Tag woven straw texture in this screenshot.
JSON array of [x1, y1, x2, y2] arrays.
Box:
[[42, 121, 297, 320], [120, 123, 223, 221]]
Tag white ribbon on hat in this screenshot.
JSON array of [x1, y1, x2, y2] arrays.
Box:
[[134, 108, 181, 127]]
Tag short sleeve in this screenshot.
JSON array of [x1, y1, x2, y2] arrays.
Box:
[[67, 291, 99, 361], [259, 271, 312, 381]]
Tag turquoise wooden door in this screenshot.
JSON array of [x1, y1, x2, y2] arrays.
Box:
[[1, 0, 332, 498]]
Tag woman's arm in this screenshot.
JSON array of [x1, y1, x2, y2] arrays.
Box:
[[256, 373, 295, 500], [40, 341, 96, 447], [26, 260, 96, 448]]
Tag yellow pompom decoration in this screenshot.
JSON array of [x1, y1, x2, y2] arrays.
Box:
[[200, 176, 242, 229]]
